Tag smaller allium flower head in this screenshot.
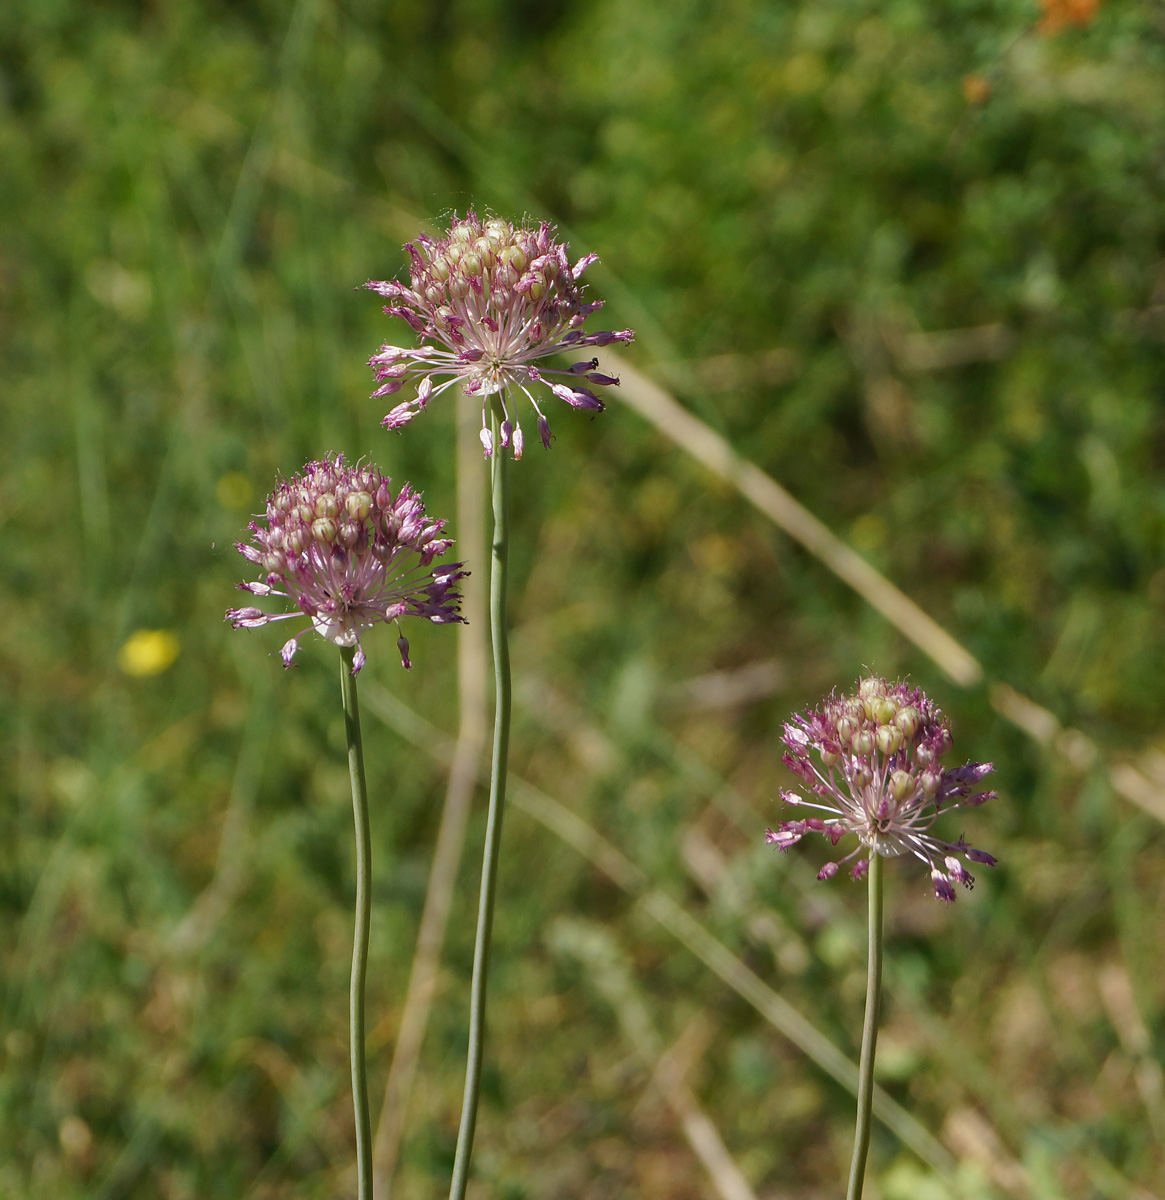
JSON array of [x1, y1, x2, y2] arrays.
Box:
[[767, 677, 996, 902], [226, 455, 466, 674], [365, 211, 635, 458]]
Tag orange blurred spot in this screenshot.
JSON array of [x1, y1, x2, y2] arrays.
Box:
[[1037, 0, 1101, 34], [962, 74, 991, 104]]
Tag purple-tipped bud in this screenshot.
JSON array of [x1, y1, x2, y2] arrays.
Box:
[[965, 848, 997, 866], [932, 871, 956, 903], [766, 827, 802, 850], [944, 856, 975, 889], [397, 635, 411, 670], [227, 606, 268, 628]]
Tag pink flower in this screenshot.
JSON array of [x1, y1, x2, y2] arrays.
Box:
[[767, 677, 996, 901], [366, 211, 634, 458], [226, 455, 466, 673]]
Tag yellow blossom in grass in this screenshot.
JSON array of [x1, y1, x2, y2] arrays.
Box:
[[118, 629, 180, 677]]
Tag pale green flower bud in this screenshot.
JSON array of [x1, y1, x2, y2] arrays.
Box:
[[312, 516, 338, 542], [876, 725, 901, 755], [890, 770, 914, 801], [346, 491, 372, 520], [895, 706, 921, 738]]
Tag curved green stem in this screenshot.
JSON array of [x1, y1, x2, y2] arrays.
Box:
[[846, 851, 884, 1200], [449, 397, 511, 1200], [340, 645, 373, 1200]]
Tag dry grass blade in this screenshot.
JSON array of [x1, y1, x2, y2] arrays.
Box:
[[1097, 963, 1165, 1143], [636, 888, 955, 1177], [549, 918, 759, 1200], [601, 349, 983, 689], [370, 390, 489, 1200], [361, 689, 956, 1180], [605, 351, 1165, 822]]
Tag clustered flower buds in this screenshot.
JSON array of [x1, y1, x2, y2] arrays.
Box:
[[767, 677, 996, 901], [226, 455, 466, 673], [366, 211, 634, 458]]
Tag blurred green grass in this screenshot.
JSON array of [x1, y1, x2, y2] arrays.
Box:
[[2, 0, 1164, 1196]]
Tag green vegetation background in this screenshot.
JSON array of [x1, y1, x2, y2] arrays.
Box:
[[2, 0, 1164, 1196]]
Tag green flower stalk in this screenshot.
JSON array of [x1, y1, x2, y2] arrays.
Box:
[[368, 213, 634, 1199], [767, 676, 996, 1198], [339, 643, 374, 1196], [448, 396, 510, 1200], [228, 455, 465, 1200]]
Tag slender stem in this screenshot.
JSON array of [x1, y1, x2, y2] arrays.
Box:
[[372, 386, 489, 1200], [846, 851, 884, 1200], [448, 397, 511, 1200], [340, 645, 373, 1200]]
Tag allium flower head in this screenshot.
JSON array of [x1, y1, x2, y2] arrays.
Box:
[[365, 211, 635, 458], [766, 677, 996, 901], [226, 455, 466, 673]]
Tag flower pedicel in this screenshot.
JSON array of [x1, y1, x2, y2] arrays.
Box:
[[366, 211, 634, 458]]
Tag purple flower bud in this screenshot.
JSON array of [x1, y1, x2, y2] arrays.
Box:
[[965, 848, 997, 866], [382, 402, 418, 430], [571, 252, 599, 278], [226, 606, 268, 628]]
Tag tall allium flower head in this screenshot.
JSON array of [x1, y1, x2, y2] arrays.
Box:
[[365, 211, 635, 458], [767, 677, 996, 901], [226, 455, 466, 673]]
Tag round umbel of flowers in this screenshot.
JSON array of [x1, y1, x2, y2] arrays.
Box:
[[365, 211, 635, 458], [766, 677, 996, 901], [226, 455, 466, 674]]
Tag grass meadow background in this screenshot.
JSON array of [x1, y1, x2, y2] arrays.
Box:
[[2, 0, 1165, 1196]]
